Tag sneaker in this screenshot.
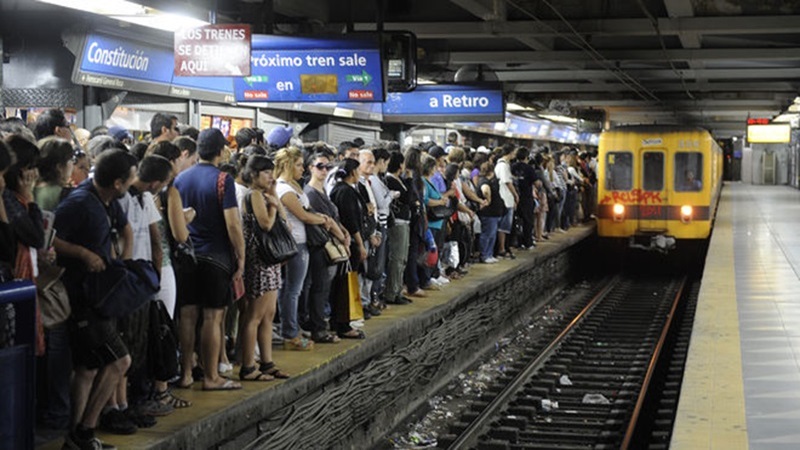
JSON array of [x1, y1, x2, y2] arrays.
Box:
[[99, 409, 137, 435], [272, 331, 284, 346], [390, 296, 412, 305], [218, 362, 233, 374], [435, 276, 451, 284], [365, 304, 382, 317], [136, 399, 174, 417], [350, 319, 365, 328], [481, 257, 499, 264], [124, 408, 157, 428], [283, 336, 314, 351], [62, 433, 116, 450]]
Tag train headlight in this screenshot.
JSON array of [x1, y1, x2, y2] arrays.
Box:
[[680, 205, 693, 223], [612, 203, 625, 222]]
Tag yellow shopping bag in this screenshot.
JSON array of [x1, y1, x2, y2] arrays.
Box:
[[336, 262, 364, 323]]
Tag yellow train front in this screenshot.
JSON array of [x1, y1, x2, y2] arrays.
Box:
[[596, 125, 723, 251]]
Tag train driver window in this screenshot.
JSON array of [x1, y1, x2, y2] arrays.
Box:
[[643, 152, 664, 191], [605, 152, 633, 191], [675, 152, 703, 191]]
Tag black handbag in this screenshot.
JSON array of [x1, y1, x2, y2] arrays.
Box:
[[159, 189, 196, 269], [83, 259, 160, 319], [306, 222, 330, 248], [148, 299, 179, 382], [246, 192, 298, 265], [427, 200, 456, 221]]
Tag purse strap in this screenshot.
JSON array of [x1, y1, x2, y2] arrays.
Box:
[[216, 171, 226, 207]]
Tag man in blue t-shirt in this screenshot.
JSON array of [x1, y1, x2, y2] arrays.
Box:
[[54, 149, 136, 450], [173, 128, 244, 391]]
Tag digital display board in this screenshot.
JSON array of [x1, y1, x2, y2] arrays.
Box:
[[382, 84, 504, 123], [234, 35, 384, 103], [747, 124, 791, 143]]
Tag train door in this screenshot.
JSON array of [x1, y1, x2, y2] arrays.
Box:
[[639, 150, 667, 231]]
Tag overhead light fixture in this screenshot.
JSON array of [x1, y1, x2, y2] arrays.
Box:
[[35, 0, 208, 32], [416, 77, 437, 85], [507, 102, 534, 112], [539, 114, 578, 124]]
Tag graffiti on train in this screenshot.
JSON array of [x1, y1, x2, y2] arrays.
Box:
[[600, 189, 664, 205]]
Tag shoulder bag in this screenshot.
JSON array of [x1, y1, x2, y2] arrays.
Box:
[[84, 258, 160, 319], [36, 258, 71, 328], [159, 188, 196, 270], [245, 191, 298, 265], [324, 236, 349, 264], [424, 179, 456, 221]]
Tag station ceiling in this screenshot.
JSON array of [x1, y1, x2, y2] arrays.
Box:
[[4, 0, 800, 138], [266, 0, 800, 138]]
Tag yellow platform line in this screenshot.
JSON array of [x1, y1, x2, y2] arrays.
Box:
[[671, 187, 748, 450]]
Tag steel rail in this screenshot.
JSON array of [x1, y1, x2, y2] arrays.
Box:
[[446, 277, 620, 450], [621, 276, 688, 450]]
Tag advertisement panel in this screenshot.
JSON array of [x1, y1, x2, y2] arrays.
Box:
[[234, 34, 384, 103], [174, 25, 251, 77]]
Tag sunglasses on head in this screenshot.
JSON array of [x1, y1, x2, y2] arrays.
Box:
[[314, 163, 333, 170]]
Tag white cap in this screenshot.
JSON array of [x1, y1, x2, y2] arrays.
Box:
[[477, 145, 490, 154]]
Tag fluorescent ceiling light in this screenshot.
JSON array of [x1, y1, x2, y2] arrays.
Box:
[[539, 113, 578, 124], [507, 102, 534, 112], [417, 77, 437, 85], [35, 0, 208, 32]]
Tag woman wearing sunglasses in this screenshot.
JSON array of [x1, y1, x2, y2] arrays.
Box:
[[301, 154, 350, 343]]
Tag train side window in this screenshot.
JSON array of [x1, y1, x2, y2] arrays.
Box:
[[675, 152, 703, 191], [643, 152, 664, 191], [605, 152, 633, 191]]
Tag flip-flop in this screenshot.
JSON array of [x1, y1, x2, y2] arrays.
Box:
[[202, 379, 242, 391]]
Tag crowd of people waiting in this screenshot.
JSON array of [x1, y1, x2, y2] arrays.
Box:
[[0, 109, 597, 450]]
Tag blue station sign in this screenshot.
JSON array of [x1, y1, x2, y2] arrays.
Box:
[[382, 84, 504, 123], [234, 35, 384, 103], [73, 33, 235, 103]]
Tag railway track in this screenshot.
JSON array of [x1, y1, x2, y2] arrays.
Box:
[[437, 276, 692, 450]]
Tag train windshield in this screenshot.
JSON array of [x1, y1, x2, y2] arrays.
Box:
[[605, 152, 633, 190], [643, 152, 664, 191], [675, 152, 703, 191]]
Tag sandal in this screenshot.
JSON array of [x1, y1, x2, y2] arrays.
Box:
[[259, 361, 290, 379], [239, 365, 274, 382], [153, 389, 192, 409], [312, 333, 341, 344], [337, 329, 366, 340], [283, 336, 314, 351], [202, 379, 242, 391]]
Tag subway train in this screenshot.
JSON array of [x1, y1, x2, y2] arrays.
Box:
[[595, 125, 723, 251]]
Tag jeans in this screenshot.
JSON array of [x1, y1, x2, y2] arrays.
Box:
[[478, 216, 500, 260], [369, 224, 388, 300], [404, 222, 422, 293], [39, 323, 72, 429], [562, 188, 577, 230], [300, 246, 334, 335], [385, 222, 409, 301], [278, 243, 309, 339], [359, 241, 372, 306]]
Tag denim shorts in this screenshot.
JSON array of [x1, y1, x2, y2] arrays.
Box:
[[498, 207, 515, 234]]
